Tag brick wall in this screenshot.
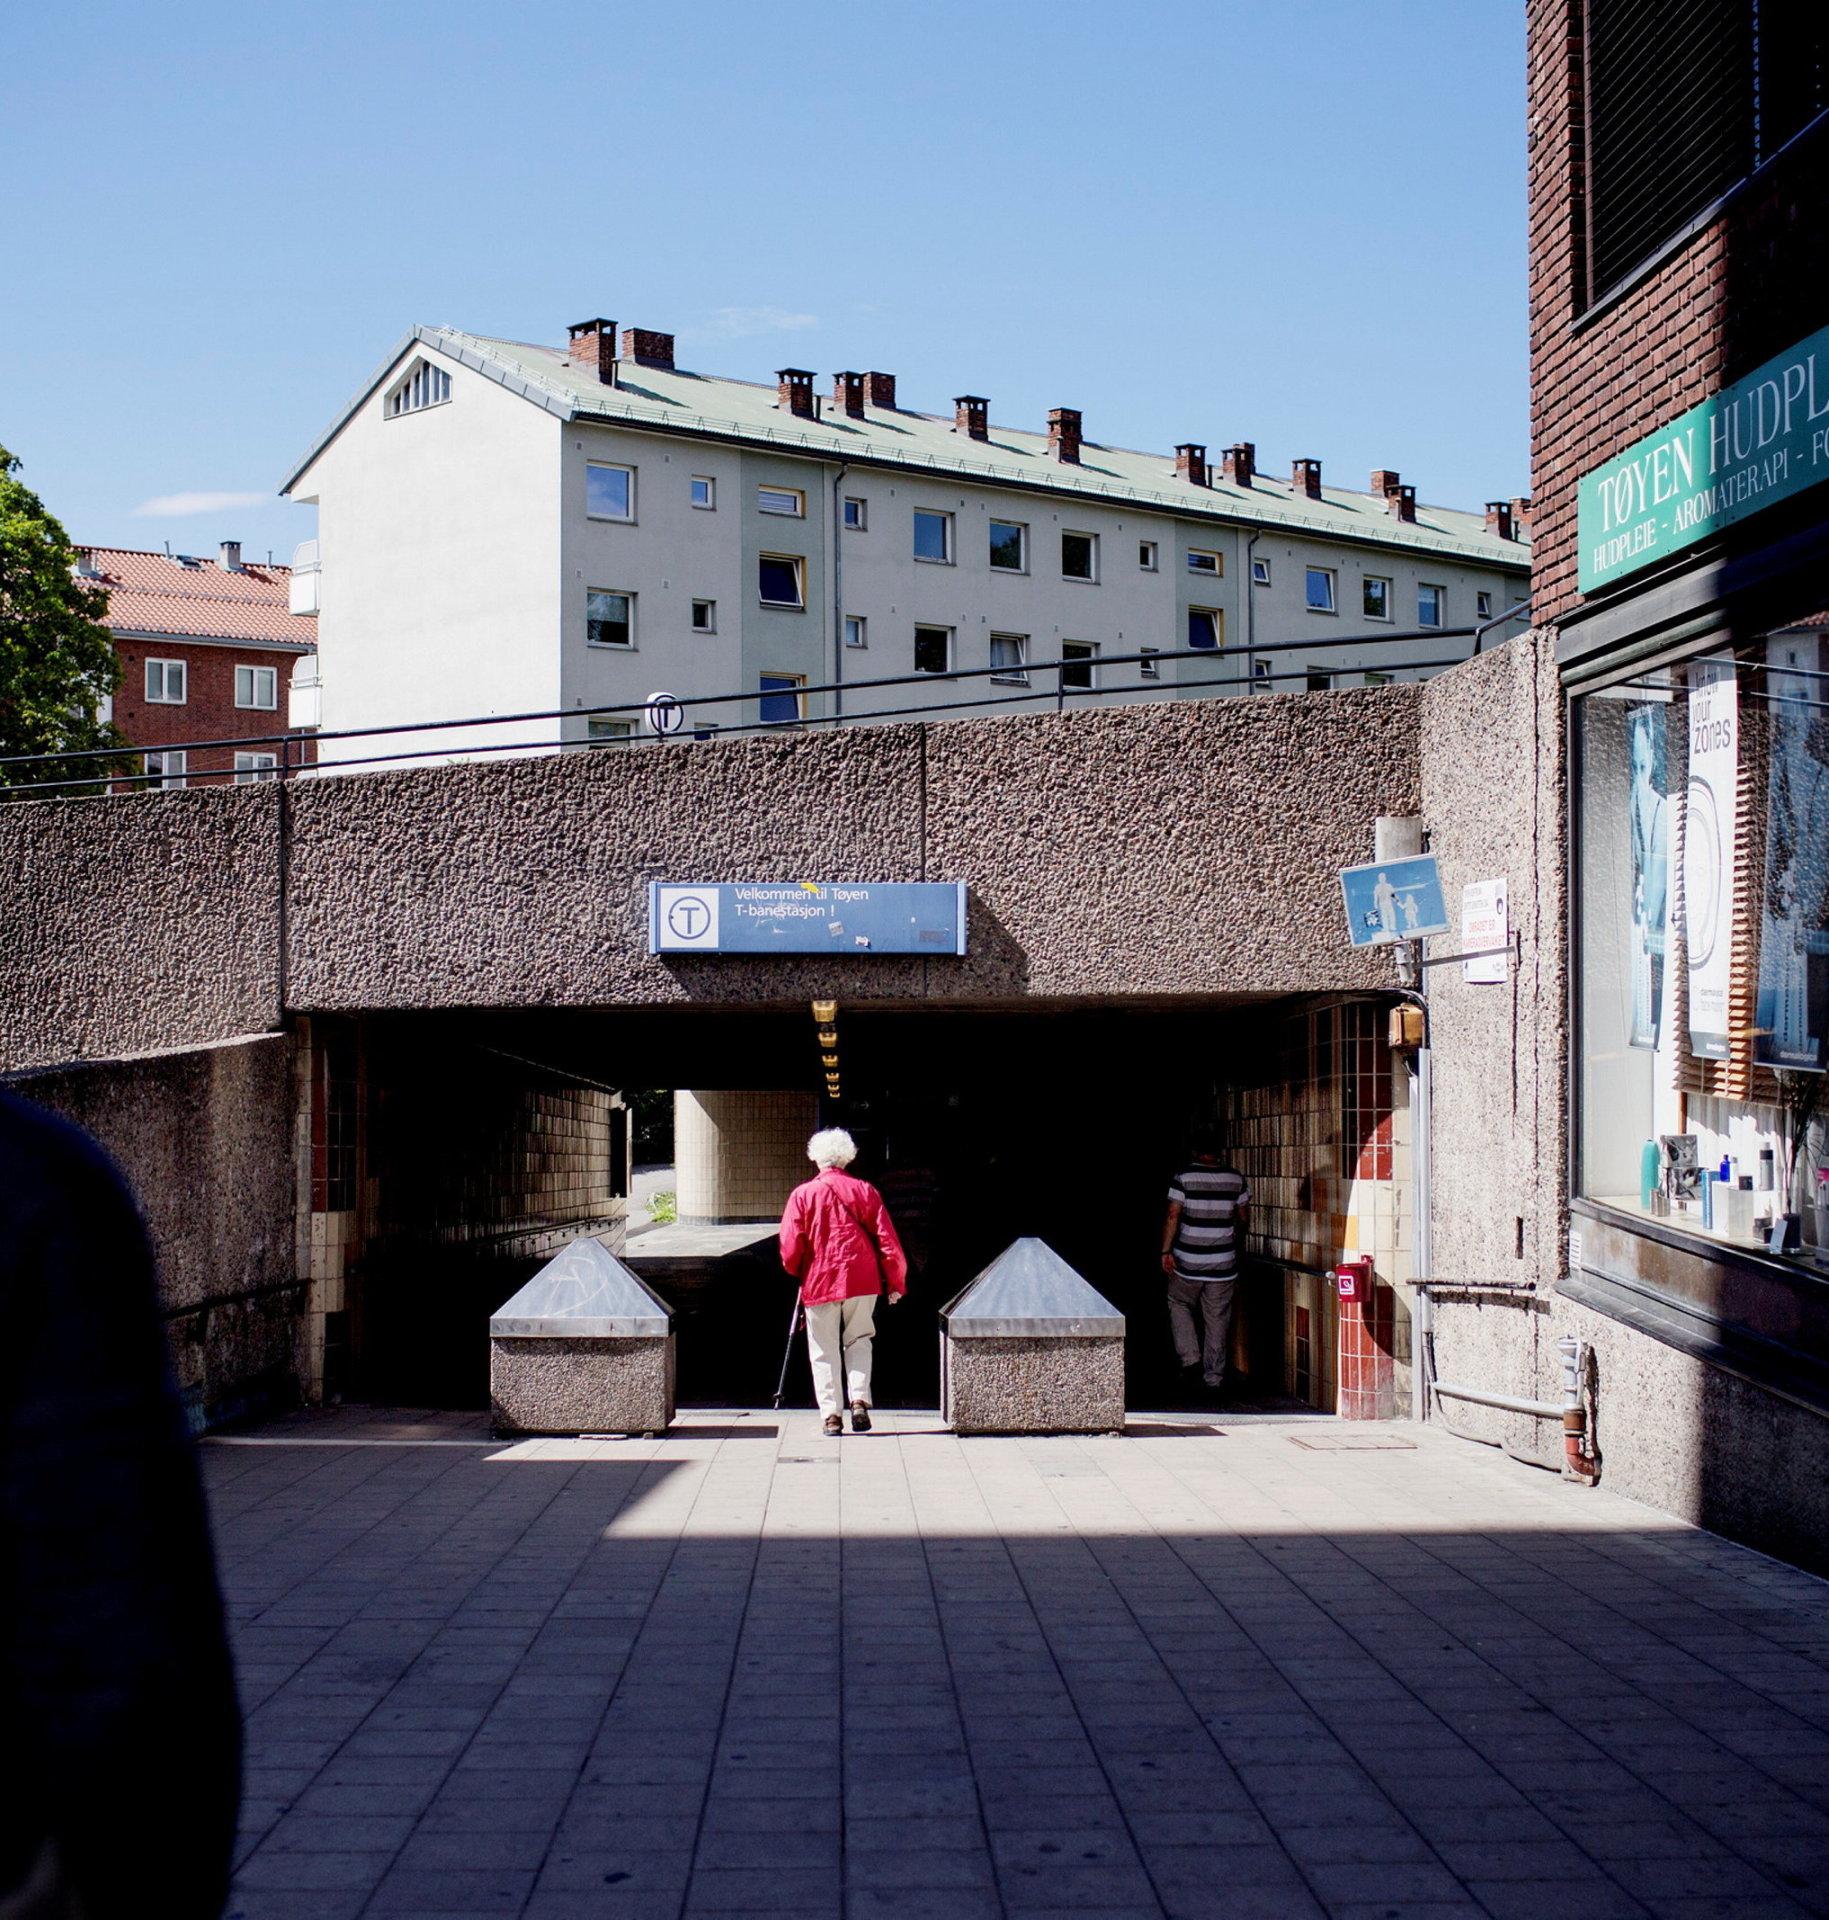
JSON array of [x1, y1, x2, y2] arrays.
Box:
[[113, 637, 312, 784], [1527, 0, 1829, 622], [1226, 1001, 1413, 1414]]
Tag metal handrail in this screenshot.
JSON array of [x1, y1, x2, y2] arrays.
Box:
[[0, 623, 1509, 799]]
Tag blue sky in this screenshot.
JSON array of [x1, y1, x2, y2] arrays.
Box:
[[1, 1, 1526, 563]]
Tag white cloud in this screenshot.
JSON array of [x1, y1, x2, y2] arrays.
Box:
[[131, 489, 270, 518], [702, 306, 820, 339]]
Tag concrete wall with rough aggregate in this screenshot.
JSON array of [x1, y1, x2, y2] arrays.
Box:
[[6, 1034, 302, 1425], [1420, 633, 1567, 1291], [0, 786, 283, 1074]]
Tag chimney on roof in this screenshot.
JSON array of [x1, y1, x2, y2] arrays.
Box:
[[73, 547, 101, 578], [1222, 443, 1255, 487], [834, 371, 866, 418], [620, 326, 675, 370], [777, 367, 816, 419], [567, 316, 618, 384], [1511, 495, 1533, 532], [1387, 484, 1417, 523], [1292, 458, 1323, 500], [954, 394, 989, 441], [1048, 407, 1082, 465], [1369, 468, 1402, 500], [218, 540, 243, 572], [1485, 499, 1515, 540], [1174, 443, 1208, 487], [864, 370, 897, 409]]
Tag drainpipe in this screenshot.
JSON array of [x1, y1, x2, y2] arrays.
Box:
[[1411, 971, 1432, 1421], [831, 460, 849, 722], [1559, 1333, 1600, 1483], [1243, 531, 1260, 693]]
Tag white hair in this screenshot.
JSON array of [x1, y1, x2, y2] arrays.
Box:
[[808, 1127, 858, 1169]]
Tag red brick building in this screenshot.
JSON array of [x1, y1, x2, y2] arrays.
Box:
[[1528, 3, 1828, 1449], [78, 539, 316, 787]]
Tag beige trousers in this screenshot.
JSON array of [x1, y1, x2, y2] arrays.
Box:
[[804, 1295, 877, 1414]]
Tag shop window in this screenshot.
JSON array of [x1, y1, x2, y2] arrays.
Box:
[[1574, 628, 1829, 1268]]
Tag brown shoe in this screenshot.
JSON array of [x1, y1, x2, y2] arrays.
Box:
[[850, 1402, 872, 1433], [823, 1414, 843, 1436]]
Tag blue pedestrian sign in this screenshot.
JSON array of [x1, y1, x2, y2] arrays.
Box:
[[649, 881, 967, 955], [1339, 856, 1450, 948]]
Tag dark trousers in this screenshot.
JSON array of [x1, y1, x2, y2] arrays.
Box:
[[1166, 1274, 1235, 1386]]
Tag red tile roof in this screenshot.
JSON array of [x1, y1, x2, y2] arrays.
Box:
[[79, 545, 315, 650]]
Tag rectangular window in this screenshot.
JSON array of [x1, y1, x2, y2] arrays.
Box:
[[1187, 608, 1223, 651], [758, 673, 805, 725], [586, 463, 635, 521], [1305, 567, 1336, 614], [913, 625, 952, 675], [1477, 590, 1495, 620], [1582, 3, 1822, 305], [143, 749, 186, 789], [1306, 668, 1333, 693], [234, 751, 278, 784], [1139, 540, 1159, 571], [690, 475, 715, 509], [1362, 576, 1391, 622], [988, 520, 1027, 572], [587, 588, 634, 647], [913, 509, 953, 563], [1140, 648, 1161, 680], [1251, 556, 1272, 586], [145, 658, 187, 703], [1061, 531, 1097, 581], [235, 664, 278, 709], [1571, 628, 1829, 1278], [757, 554, 804, 608], [1252, 659, 1273, 685], [691, 599, 716, 633], [588, 716, 634, 744], [1418, 583, 1444, 628], [1060, 640, 1098, 692], [1363, 670, 1394, 687], [843, 497, 867, 530], [758, 486, 805, 517], [1187, 548, 1222, 576], [844, 615, 867, 650], [989, 633, 1028, 685]]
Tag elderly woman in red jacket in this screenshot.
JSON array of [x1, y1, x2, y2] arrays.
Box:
[[779, 1128, 908, 1435]]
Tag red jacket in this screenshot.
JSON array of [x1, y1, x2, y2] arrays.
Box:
[[779, 1167, 909, 1305]]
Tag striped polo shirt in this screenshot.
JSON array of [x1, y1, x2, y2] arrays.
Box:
[[1168, 1162, 1251, 1280]]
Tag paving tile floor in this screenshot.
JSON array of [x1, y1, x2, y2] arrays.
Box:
[[211, 1406, 1829, 1920]]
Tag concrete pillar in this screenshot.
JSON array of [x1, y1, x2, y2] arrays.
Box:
[[675, 1089, 819, 1224]]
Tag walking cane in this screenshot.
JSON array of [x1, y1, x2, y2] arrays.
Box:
[[771, 1291, 803, 1410]]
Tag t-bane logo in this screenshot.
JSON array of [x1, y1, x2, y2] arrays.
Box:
[[657, 887, 719, 949]]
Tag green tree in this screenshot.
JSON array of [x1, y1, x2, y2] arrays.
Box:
[[0, 443, 126, 795]]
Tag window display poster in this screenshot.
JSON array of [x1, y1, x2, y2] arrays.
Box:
[[1626, 703, 1670, 1048], [1754, 631, 1829, 1071], [1685, 659, 1738, 1061]]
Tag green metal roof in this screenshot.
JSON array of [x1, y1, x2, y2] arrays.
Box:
[[287, 323, 1531, 574]]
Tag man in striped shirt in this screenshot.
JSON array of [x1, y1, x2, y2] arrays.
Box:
[[1160, 1129, 1251, 1394]]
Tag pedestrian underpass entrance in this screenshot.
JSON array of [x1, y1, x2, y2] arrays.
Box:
[[307, 996, 1414, 1421]]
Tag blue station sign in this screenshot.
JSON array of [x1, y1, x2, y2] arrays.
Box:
[[649, 882, 967, 955], [1339, 856, 1450, 948]]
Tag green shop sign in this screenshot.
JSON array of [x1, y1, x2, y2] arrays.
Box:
[[1577, 322, 1829, 594]]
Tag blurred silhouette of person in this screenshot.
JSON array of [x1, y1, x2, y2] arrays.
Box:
[[1161, 1124, 1251, 1397], [1, 1092, 240, 1918]]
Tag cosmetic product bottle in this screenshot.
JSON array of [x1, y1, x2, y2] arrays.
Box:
[[1699, 1167, 1715, 1230], [1733, 1174, 1757, 1243], [1719, 1154, 1732, 1184], [1757, 1146, 1775, 1194], [1640, 1139, 1660, 1211]]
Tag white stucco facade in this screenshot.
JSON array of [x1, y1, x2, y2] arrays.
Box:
[[284, 324, 1530, 759]]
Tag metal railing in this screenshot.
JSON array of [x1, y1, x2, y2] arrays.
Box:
[[0, 619, 1525, 800]]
